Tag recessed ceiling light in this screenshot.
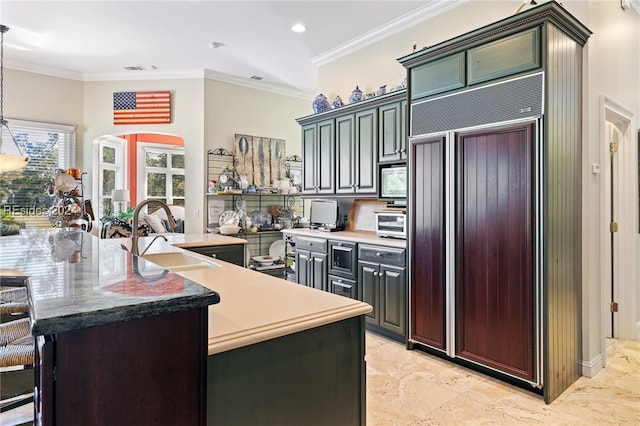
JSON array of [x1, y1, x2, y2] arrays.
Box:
[[291, 23, 306, 33]]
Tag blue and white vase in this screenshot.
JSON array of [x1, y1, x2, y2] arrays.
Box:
[[349, 86, 363, 103], [332, 95, 344, 109], [312, 94, 330, 113]]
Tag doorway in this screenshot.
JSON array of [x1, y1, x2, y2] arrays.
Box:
[[600, 97, 637, 348]]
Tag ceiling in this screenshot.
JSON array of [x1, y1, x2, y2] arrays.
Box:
[[1, 1, 466, 97]]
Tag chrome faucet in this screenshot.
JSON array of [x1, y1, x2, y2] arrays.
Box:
[[131, 199, 176, 256]]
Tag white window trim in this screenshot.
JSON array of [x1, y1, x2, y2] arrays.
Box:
[[93, 136, 127, 219], [136, 143, 185, 206]]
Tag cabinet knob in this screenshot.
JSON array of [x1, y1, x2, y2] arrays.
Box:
[[394, 149, 399, 154], [376, 252, 383, 257], [337, 242, 343, 246], [379, 271, 385, 277], [373, 271, 378, 276], [210, 254, 217, 258]]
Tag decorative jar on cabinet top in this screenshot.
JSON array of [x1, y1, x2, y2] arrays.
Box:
[[349, 86, 363, 103], [312, 94, 330, 113]]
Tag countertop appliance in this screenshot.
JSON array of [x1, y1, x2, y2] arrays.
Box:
[[310, 199, 343, 232], [374, 209, 406, 239]]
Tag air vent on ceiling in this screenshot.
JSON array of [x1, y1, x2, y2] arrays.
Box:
[[123, 65, 158, 71]]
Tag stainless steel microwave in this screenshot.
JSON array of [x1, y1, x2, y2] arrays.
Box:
[[374, 210, 407, 239]]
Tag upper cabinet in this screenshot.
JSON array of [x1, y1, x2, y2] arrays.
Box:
[[378, 100, 407, 163], [301, 119, 335, 194], [297, 90, 406, 197]]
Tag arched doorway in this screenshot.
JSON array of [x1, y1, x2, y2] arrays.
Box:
[[92, 132, 184, 220]]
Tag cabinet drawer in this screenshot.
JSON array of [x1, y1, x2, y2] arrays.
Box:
[[296, 236, 327, 253], [185, 244, 245, 266], [358, 245, 405, 267]]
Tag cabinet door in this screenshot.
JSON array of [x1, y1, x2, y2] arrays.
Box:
[[301, 124, 317, 194], [359, 261, 379, 325], [456, 124, 534, 381], [296, 249, 311, 285], [336, 114, 356, 193], [311, 252, 328, 292], [379, 102, 402, 163], [301, 120, 335, 194], [411, 136, 447, 350], [354, 108, 378, 194], [400, 100, 407, 161], [316, 119, 335, 194], [379, 265, 406, 336]]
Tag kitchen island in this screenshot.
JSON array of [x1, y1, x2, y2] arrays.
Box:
[[119, 233, 373, 425], [1, 230, 372, 425]]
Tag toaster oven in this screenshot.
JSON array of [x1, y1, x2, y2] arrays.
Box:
[[374, 210, 407, 239]]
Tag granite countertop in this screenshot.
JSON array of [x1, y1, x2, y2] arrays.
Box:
[[0, 229, 220, 336], [281, 228, 407, 249], [4, 230, 372, 354]]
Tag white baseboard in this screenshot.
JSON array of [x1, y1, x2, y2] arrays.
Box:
[[581, 353, 603, 378]]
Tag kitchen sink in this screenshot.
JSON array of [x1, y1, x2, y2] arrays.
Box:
[[142, 252, 220, 272]]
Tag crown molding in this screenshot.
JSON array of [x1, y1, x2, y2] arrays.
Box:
[[203, 69, 313, 100], [312, 0, 469, 66], [6, 59, 313, 99], [5, 59, 83, 80]]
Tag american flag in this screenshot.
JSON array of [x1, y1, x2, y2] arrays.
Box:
[[113, 91, 171, 125]]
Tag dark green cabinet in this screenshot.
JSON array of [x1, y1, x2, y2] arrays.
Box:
[[358, 244, 406, 340], [185, 244, 245, 266], [335, 114, 356, 193], [379, 100, 407, 163], [297, 250, 327, 291], [301, 119, 335, 194], [296, 236, 328, 291], [335, 109, 377, 195], [297, 90, 406, 197]]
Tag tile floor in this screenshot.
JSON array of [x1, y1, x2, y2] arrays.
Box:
[[366, 334, 640, 425], [1, 334, 638, 426]]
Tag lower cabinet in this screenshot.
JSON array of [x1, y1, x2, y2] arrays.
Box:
[[184, 244, 245, 266], [35, 308, 209, 425], [358, 244, 407, 341], [297, 250, 327, 291], [290, 234, 407, 341], [295, 236, 328, 291]]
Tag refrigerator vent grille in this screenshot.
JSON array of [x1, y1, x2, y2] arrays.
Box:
[[410, 73, 543, 136]]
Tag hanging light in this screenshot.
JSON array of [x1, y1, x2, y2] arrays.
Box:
[[0, 25, 29, 172]]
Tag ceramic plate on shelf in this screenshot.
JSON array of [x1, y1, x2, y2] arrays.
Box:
[[269, 240, 285, 260], [218, 210, 239, 226], [249, 210, 272, 228]]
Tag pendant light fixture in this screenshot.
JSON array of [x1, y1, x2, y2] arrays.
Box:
[[0, 25, 29, 172]]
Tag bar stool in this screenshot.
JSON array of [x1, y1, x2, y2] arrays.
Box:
[[0, 284, 34, 413]]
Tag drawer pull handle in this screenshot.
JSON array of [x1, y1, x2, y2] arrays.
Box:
[[210, 254, 217, 258]]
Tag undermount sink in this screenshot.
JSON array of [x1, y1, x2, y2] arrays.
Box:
[[142, 252, 220, 272]]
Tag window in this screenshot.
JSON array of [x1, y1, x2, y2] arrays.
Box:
[[0, 119, 76, 231], [138, 145, 185, 208], [97, 138, 126, 218]]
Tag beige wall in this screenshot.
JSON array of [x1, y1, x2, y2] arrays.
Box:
[[318, 0, 640, 372], [4, 68, 84, 161], [204, 79, 308, 156]]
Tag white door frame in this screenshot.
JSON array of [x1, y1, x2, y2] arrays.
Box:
[[599, 96, 638, 361]]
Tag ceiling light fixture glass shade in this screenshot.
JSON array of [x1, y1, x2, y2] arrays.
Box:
[[0, 25, 29, 172]]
